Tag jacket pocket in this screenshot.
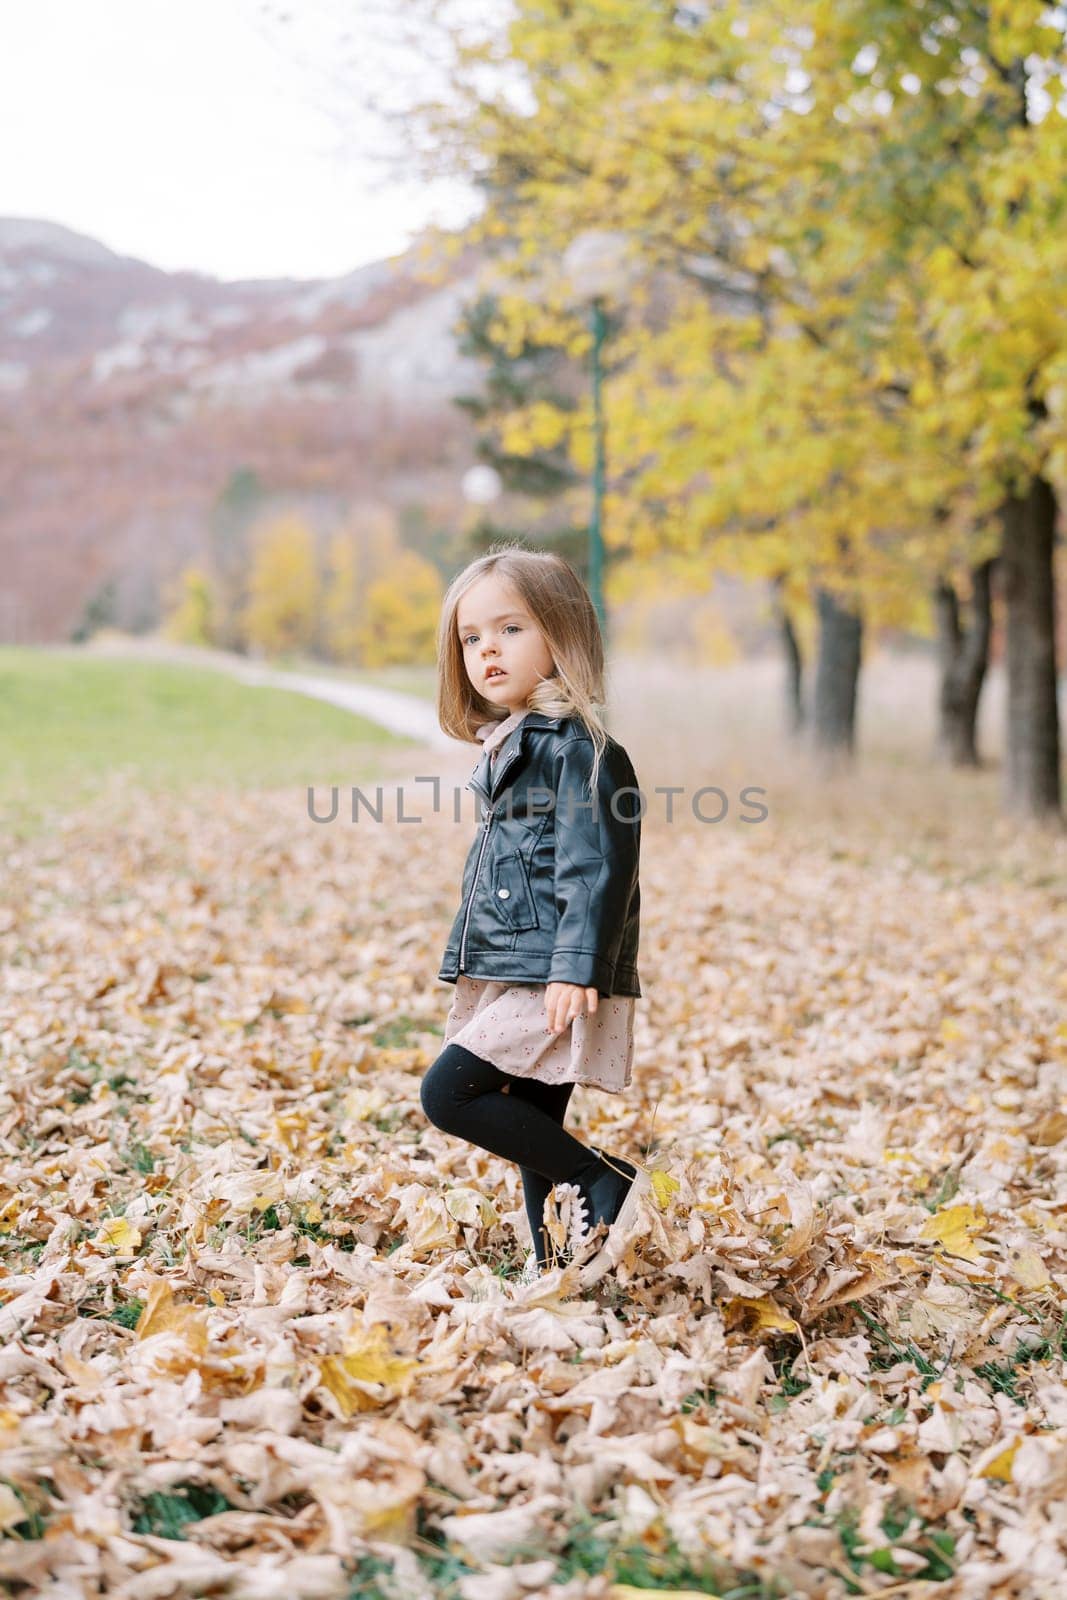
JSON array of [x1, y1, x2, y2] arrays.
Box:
[[489, 850, 540, 932]]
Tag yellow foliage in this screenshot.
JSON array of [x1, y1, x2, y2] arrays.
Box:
[[241, 514, 320, 657], [134, 1277, 210, 1375], [723, 1293, 800, 1334], [649, 1167, 680, 1211], [93, 1216, 142, 1256], [162, 565, 214, 647], [318, 1323, 421, 1417], [361, 548, 443, 667], [979, 1438, 1022, 1482], [322, 532, 364, 664], [399, 0, 1067, 618], [918, 1204, 989, 1262]]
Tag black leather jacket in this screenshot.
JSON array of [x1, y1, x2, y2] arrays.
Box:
[[438, 711, 642, 998]]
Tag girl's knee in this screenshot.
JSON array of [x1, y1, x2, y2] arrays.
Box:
[[420, 1043, 497, 1130], [420, 1059, 450, 1127], [420, 1051, 468, 1129]]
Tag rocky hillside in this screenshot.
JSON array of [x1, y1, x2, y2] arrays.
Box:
[[0, 219, 488, 641]]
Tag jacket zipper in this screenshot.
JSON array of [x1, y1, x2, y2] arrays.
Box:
[[459, 804, 494, 972], [458, 741, 522, 972]]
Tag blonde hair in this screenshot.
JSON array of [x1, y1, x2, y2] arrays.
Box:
[[436, 542, 609, 791]]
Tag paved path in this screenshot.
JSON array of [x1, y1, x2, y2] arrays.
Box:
[[80, 636, 456, 750], [227, 660, 454, 749]]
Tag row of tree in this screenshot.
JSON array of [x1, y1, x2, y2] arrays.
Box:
[[399, 0, 1065, 822], [164, 508, 442, 667]]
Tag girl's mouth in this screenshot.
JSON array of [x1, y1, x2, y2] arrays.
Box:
[[485, 669, 507, 681]]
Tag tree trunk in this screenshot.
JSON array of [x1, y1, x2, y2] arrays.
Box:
[[999, 473, 1062, 821], [771, 575, 805, 733], [812, 586, 862, 759], [934, 557, 995, 767]]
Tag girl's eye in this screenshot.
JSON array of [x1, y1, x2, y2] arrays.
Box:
[[461, 626, 521, 644]]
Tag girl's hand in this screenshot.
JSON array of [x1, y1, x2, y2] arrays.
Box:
[[545, 982, 599, 1034]]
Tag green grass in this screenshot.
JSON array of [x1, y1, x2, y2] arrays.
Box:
[[0, 648, 416, 836], [131, 1482, 235, 1539], [348, 1502, 786, 1600], [108, 1298, 145, 1330]]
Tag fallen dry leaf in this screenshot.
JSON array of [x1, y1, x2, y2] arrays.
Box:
[[0, 767, 1062, 1596]]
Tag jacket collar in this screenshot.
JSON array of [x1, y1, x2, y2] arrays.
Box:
[[519, 711, 568, 731], [475, 710, 566, 735], [467, 710, 569, 803], [475, 707, 529, 757]]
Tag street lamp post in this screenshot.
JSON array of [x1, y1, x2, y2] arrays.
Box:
[[561, 231, 637, 645]]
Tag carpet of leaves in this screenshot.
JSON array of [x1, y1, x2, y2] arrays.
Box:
[[1, 782, 1065, 1600]]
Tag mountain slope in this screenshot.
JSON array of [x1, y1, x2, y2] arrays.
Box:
[[0, 219, 487, 640]]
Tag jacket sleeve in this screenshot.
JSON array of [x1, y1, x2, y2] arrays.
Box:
[[547, 736, 641, 993]]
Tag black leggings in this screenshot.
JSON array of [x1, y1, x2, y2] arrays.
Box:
[[420, 1042, 605, 1266]]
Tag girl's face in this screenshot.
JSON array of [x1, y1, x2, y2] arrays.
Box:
[[457, 573, 555, 715]]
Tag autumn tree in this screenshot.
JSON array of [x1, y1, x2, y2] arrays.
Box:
[[319, 505, 445, 666], [163, 567, 215, 649], [398, 1, 943, 760], [400, 0, 1065, 816], [453, 290, 595, 570], [361, 548, 443, 666], [321, 531, 364, 664], [808, 1, 1066, 813], [240, 514, 320, 657]]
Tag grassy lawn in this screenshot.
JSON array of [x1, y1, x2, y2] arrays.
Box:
[[0, 648, 414, 838]]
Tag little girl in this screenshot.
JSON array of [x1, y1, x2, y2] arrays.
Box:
[[420, 544, 654, 1284]]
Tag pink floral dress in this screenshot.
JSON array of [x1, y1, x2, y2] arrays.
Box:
[[441, 708, 636, 1093]]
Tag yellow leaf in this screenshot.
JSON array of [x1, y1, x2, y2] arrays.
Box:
[[751, 1295, 800, 1333], [345, 1087, 388, 1121], [213, 1170, 284, 1216], [406, 1194, 457, 1256], [444, 1187, 499, 1227], [209, 1288, 226, 1307], [1005, 1246, 1050, 1289], [304, 1201, 324, 1225], [93, 1217, 143, 1256], [650, 1169, 680, 1211], [918, 1204, 988, 1261], [979, 1438, 1021, 1481], [725, 1294, 799, 1333], [318, 1324, 420, 1418], [273, 1112, 308, 1150], [1031, 1110, 1067, 1144], [135, 1278, 210, 1363]]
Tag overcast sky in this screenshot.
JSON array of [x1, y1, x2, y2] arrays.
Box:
[[0, 0, 480, 282]]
